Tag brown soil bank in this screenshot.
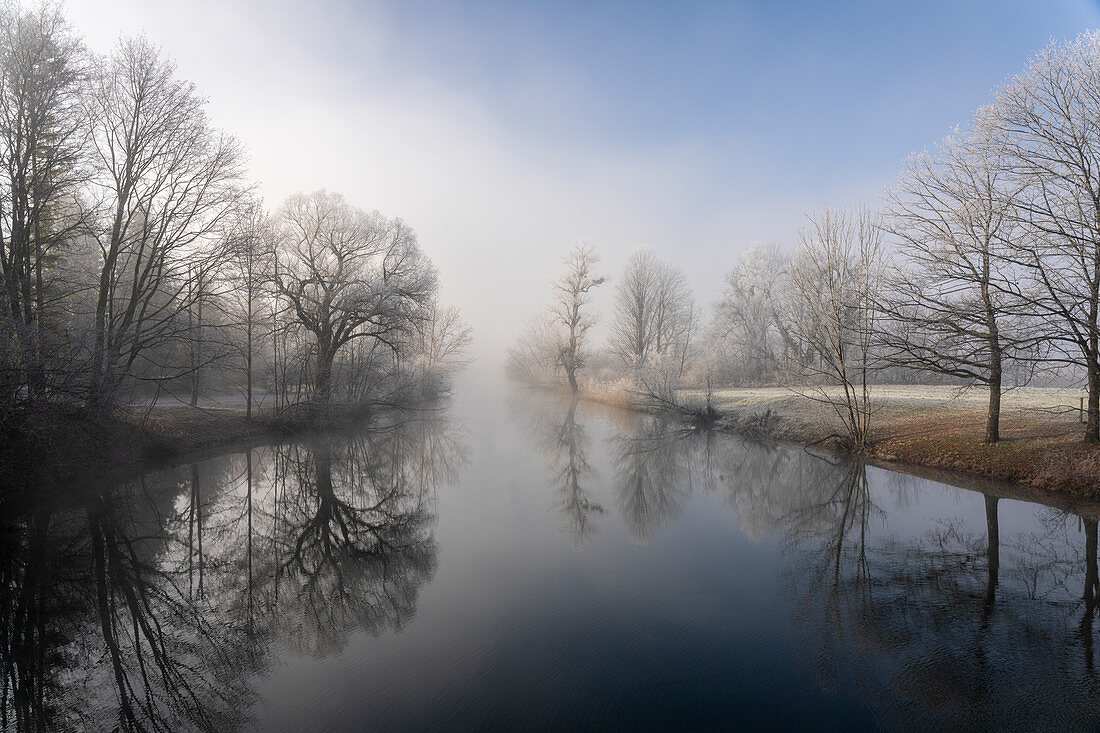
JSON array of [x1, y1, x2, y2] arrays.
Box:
[[697, 385, 1100, 497], [867, 410, 1100, 494]]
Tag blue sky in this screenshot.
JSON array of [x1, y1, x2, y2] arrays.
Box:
[[363, 0, 1099, 198], [66, 0, 1100, 355]]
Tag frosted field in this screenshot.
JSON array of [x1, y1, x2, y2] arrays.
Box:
[[677, 385, 1088, 418]]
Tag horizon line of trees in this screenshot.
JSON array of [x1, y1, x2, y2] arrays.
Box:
[[509, 29, 1100, 449], [0, 3, 470, 428]]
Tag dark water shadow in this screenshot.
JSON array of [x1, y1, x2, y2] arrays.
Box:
[[0, 411, 467, 732]]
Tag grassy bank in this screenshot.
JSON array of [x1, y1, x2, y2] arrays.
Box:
[[668, 385, 1100, 496]]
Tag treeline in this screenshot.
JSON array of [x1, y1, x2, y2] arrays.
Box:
[[0, 5, 469, 427], [509, 30, 1100, 449]]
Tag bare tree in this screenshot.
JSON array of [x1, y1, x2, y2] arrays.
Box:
[[881, 115, 1033, 443], [712, 244, 799, 383], [84, 37, 243, 407], [609, 248, 658, 370], [991, 31, 1100, 443], [788, 206, 885, 451], [0, 3, 86, 402], [549, 243, 605, 395], [270, 190, 436, 410], [222, 197, 270, 418], [506, 312, 559, 383], [407, 297, 471, 396], [651, 257, 692, 360], [673, 299, 700, 380], [609, 248, 692, 373]]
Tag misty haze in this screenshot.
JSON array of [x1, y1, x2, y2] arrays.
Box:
[[6, 1, 1100, 731]]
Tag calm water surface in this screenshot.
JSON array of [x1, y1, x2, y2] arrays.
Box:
[[5, 375, 1100, 731]]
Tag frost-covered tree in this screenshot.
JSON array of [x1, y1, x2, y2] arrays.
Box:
[[788, 206, 886, 450], [881, 114, 1035, 444], [991, 30, 1100, 443], [712, 244, 798, 384], [549, 244, 605, 395], [270, 190, 437, 409], [608, 248, 693, 374]]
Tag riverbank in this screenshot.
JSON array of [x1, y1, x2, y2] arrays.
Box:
[[670, 385, 1100, 497], [0, 402, 376, 493], [560, 379, 1100, 496], [516, 376, 1100, 506]]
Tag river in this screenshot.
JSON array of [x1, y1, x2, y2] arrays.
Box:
[[3, 374, 1100, 731]]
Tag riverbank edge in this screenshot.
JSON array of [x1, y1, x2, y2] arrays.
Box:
[[712, 403, 1100, 499], [568, 382, 1100, 503], [0, 403, 380, 495]]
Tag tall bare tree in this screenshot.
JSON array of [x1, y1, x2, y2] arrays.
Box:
[[550, 243, 605, 395], [85, 37, 243, 407], [609, 248, 692, 372], [270, 190, 436, 409], [788, 206, 885, 451], [882, 115, 1032, 443], [223, 197, 270, 418], [713, 244, 799, 383], [651, 257, 691, 359], [609, 248, 658, 370], [991, 31, 1100, 443], [0, 2, 86, 401]]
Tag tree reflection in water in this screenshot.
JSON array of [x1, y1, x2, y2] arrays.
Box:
[[524, 394, 719, 544], [607, 416, 699, 543], [516, 395, 605, 542], [9, 393, 1100, 729], [0, 412, 465, 731], [269, 428, 439, 655], [580, 396, 1100, 727], [777, 458, 1100, 729]]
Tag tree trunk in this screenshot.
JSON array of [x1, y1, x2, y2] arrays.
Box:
[[91, 199, 129, 406], [271, 303, 280, 411], [982, 264, 1002, 444], [567, 324, 580, 395], [985, 357, 1002, 444], [189, 286, 202, 408], [245, 302, 253, 420], [314, 346, 334, 409], [1088, 357, 1100, 444], [29, 214, 44, 397]]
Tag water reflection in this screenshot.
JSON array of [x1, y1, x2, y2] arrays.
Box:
[[8, 388, 1100, 729], [780, 465, 1100, 729], [526, 393, 1100, 727], [271, 431, 438, 654], [608, 419, 696, 543], [521, 394, 716, 543], [0, 412, 466, 731], [516, 396, 605, 542]]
